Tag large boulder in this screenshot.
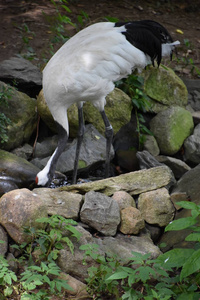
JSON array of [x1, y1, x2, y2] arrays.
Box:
[[150, 106, 194, 155], [0, 188, 48, 244], [37, 89, 79, 137], [143, 66, 188, 113], [84, 88, 132, 135], [0, 81, 37, 150], [37, 88, 132, 137]]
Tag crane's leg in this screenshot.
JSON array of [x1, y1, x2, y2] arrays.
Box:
[[100, 110, 113, 178], [72, 105, 85, 184]]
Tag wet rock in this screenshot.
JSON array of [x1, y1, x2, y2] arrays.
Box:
[[0, 188, 48, 244], [61, 166, 173, 196], [184, 123, 200, 164], [119, 207, 145, 235], [138, 188, 175, 227], [150, 106, 194, 155], [112, 191, 136, 210], [0, 81, 37, 151], [0, 56, 42, 97], [0, 150, 40, 190], [31, 124, 114, 176], [33, 187, 83, 220], [80, 191, 120, 236]]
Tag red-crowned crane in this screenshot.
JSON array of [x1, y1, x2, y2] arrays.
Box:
[[35, 20, 179, 186]]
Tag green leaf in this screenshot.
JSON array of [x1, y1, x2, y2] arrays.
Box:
[[180, 248, 200, 280], [4, 286, 13, 296], [157, 248, 194, 269], [176, 201, 199, 211], [185, 232, 200, 242], [165, 217, 197, 231], [106, 271, 128, 281]]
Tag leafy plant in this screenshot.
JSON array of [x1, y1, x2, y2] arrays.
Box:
[[0, 255, 17, 297], [0, 85, 12, 143], [20, 261, 73, 299], [159, 201, 200, 283], [12, 215, 81, 263], [116, 74, 153, 149], [80, 201, 200, 299], [80, 243, 121, 299]]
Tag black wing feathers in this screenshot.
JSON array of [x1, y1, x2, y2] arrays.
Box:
[[115, 20, 173, 66]]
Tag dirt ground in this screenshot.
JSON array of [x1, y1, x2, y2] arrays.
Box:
[[0, 0, 200, 78]]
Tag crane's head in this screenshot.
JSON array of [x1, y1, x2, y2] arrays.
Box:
[[35, 168, 51, 187]]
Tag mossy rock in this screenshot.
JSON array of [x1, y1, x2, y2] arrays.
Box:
[[150, 106, 194, 155], [0, 81, 37, 150], [84, 88, 132, 135], [143, 66, 188, 111]]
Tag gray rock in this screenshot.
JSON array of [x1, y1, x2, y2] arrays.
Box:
[[11, 143, 33, 160], [143, 135, 160, 156], [188, 90, 200, 111], [150, 106, 194, 155], [136, 150, 163, 169], [95, 233, 161, 261], [34, 135, 58, 158], [172, 163, 200, 205], [31, 124, 114, 175], [80, 191, 120, 236], [184, 123, 200, 164], [0, 57, 42, 97], [156, 155, 191, 179]]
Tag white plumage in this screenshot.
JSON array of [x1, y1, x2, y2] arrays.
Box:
[[36, 21, 179, 186]]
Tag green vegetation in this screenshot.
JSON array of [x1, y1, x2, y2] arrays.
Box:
[[80, 201, 200, 299], [116, 74, 153, 149], [0, 85, 12, 143], [0, 215, 81, 299], [1, 204, 200, 299]]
